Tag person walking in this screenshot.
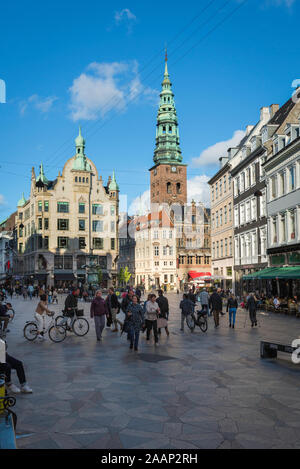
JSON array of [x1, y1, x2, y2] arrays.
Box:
[[27, 284, 34, 300], [199, 288, 210, 316], [226, 293, 238, 328], [106, 287, 122, 332], [179, 294, 194, 332], [247, 293, 258, 327], [90, 290, 107, 341], [156, 289, 170, 336], [145, 294, 160, 345], [135, 286, 142, 302], [209, 289, 223, 328], [127, 295, 144, 351]]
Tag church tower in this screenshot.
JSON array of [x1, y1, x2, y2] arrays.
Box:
[[149, 51, 187, 206]]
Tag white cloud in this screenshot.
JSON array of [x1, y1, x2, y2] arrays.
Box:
[[19, 94, 57, 116], [191, 129, 245, 167], [114, 8, 137, 33], [128, 189, 150, 215], [69, 61, 157, 121], [187, 175, 211, 206]]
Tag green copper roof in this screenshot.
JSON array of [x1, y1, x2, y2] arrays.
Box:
[[75, 126, 85, 147], [73, 127, 92, 171], [153, 54, 182, 165], [36, 163, 49, 185], [109, 170, 119, 191], [17, 192, 27, 207]]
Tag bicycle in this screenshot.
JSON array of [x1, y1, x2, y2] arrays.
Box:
[[55, 308, 89, 337], [23, 312, 66, 343], [186, 309, 208, 333]]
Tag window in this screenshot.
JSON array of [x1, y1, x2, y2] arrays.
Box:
[[167, 182, 171, 194], [225, 238, 228, 256], [272, 218, 277, 244], [163, 246, 167, 255], [57, 237, 69, 248], [169, 246, 173, 256], [154, 246, 159, 256], [279, 172, 285, 195], [111, 238, 115, 250], [176, 183, 181, 194], [290, 210, 296, 239], [224, 176, 226, 192], [38, 201, 42, 212], [79, 203, 85, 214], [220, 209, 223, 226], [289, 166, 295, 191], [169, 230, 172, 239], [79, 237, 86, 249], [227, 267, 232, 277], [44, 218, 49, 230], [38, 218, 42, 230], [154, 230, 159, 239], [224, 206, 227, 224], [44, 236, 49, 249], [92, 220, 103, 232], [111, 221, 115, 232], [79, 219, 85, 231], [92, 204, 103, 215], [280, 215, 286, 243], [271, 177, 277, 199], [93, 238, 103, 249], [57, 219, 69, 230], [220, 240, 223, 257], [57, 202, 69, 213], [110, 205, 115, 215], [44, 201, 49, 212], [204, 256, 210, 265]]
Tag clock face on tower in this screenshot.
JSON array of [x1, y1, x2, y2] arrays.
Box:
[[171, 166, 177, 172]]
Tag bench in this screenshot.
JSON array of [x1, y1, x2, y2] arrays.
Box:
[[260, 341, 296, 359]]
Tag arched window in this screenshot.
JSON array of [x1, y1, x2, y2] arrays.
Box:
[[79, 177, 81, 182], [82, 177, 85, 183], [167, 182, 172, 194], [169, 126, 172, 133], [86, 178, 88, 183], [162, 126, 166, 134], [177, 183, 181, 194], [78, 148, 80, 153], [75, 177, 77, 182]]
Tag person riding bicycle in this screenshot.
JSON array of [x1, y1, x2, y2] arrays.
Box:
[[35, 294, 54, 341], [0, 302, 13, 336], [198, 288, 210, 318], [64, 288, 79, 315]]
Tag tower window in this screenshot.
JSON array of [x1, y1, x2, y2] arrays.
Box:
[[79, 177, 81, 182], [78, 148, 80, 153], [167, 182, 172, 194], [82, 177, 85, 183], [75, 177, 77, 182], [177, 183, 181, 194], [168, 97, 170, 102], [162, 126, 166, 134], [169, 126, 172, 133]]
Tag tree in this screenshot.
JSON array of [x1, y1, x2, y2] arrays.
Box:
[[123, 266, 132, 285]]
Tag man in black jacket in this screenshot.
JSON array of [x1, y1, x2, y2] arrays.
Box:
[[64, 288, 79, 316], [156, 290, 169, 336], [106, 287, 121, 332], [209, 289, 223, 328]]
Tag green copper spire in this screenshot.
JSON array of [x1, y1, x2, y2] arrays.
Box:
[[109, 170, 119, 191], [153, 52, 182, 165], [36, 163, 49, 186], [17, 192, 27, 207], [73, 127, 92, 171]]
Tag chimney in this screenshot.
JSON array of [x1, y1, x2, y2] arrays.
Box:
[[260, 106, 270, 122], [269, 104, 279, 118], [246, 125, 254, 136]]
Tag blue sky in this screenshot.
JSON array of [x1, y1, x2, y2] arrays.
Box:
[[0, 0, 300, 219]]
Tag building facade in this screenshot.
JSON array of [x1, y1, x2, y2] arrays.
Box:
[[264, 110, 300, 296], [14, 128, 119, 288], [208, 162, 233, 289]]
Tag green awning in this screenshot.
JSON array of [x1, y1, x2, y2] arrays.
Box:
[[243, 266, 300, 280]]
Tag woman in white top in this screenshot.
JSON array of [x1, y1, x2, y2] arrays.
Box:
[[145, 294, 160, 345]]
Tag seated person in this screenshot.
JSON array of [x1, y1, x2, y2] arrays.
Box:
[[273, 296, 280, 309], [0, 302, 13, 335], [1, 343, 32, 394]]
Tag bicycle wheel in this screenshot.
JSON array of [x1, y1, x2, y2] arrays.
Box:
[[186, 314, 195, 331], [55, 315, 66, 327], [24, 322, 38, 341], [199, 317, 208, 332], [72, 318, 89, 336], [48, 325, 66, 343]]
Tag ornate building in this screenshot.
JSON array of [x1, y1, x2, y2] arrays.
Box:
[[14, 128, 119, 287]]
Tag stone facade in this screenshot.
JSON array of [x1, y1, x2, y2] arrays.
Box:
[[14, 129, 119, 288]]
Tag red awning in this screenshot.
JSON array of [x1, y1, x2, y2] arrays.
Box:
[[188, 271, 211, 279]]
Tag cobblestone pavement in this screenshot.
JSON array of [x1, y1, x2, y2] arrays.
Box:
[[3, 292, 300, 449]]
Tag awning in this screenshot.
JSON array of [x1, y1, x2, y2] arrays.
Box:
[[54, 273, 75, 281], [188, 271, 212, 279], [35, 273, 48, 281], [243, 266, 300, 280]]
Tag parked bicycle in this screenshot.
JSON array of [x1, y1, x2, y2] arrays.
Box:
[[55, 308, 89, 337], [186, 309, 208, 333], [23, 312, 66, 343]]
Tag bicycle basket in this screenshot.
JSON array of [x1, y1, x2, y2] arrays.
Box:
[[76, 309, 84, 316]]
